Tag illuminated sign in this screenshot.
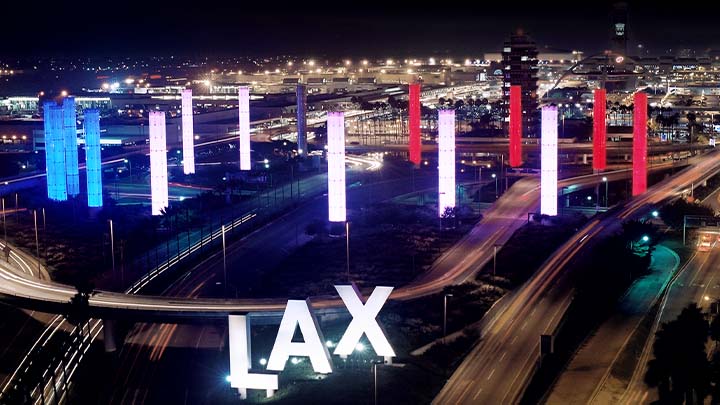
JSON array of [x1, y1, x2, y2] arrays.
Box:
[[181, 89, 195, 174], [632, 93, 647, 196], [541, 106, 558, 216], [437, 109, 456, 217], [228, 285, 394, 398], [408, 83, 421, 165], [84, 109, 102, 207], [238, 86, 251, 171], [327, 111, 346, 222], [592, 89, 607, 170], [149, 111, 169, 215], [509, 85, 522, 167]]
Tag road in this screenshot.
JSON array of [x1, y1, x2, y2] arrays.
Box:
[[620, 246, 720, 404], [433, 150, 720, 404]]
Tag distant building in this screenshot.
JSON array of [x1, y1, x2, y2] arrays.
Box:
[[611, 2, 629, 55], [502, 30, 539, 137]]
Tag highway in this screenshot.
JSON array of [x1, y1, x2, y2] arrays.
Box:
[[433, 150, 720, 404], [620, 247, 720, 404]]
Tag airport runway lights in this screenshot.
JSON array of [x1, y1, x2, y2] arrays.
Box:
[[541, 106, 558, 216], [327, 111, 346, 223], [62, 97, 80, 196], [238, 86, 251, 170], [632, 92, 648, 196], [509, 85, 522, 168], [408, 82, 421, 165], [43, 102, 67, 201], [181, 89, 195, 174], [593, 88, 607, 171], [84, 109, 103, 207], [437, 109, 456, 217], [149, 111, 169, 216]]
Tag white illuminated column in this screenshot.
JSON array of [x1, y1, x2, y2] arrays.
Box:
[[181, 89, 195, 174], [541, 106, 558, 216], [149, 111, 169, 216], [327, 111, 346, 223], [437, 110, 456, 217], [238, 86, 251, 171]]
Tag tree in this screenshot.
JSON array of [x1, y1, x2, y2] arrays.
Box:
[[646, 303, 709, 403], [659, 199, 716, 229]]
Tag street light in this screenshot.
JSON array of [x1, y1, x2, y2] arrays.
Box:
[[1, 198, 5, 242], [109, 220, 116, 285], [443, 293, 453, 343], [492, 173, 498, 198], [346, 222, 351, 282], [222, 224, 227, 296], [372, 360, 383, 405], [602, 176, 608, 208]]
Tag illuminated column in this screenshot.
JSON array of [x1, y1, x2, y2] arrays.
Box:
[[238, 86, 251, 170], [44, 102, 67, 201], [327, 112, 346, 223], [408, 83, 421, 165], [593, 89, 607, 171], [632, 92, 648, 196], [438, 110, 456, 217], [63, 97, 79, 196], [541, 106, 558, 216], [181, 89, 195, 175], [84, 109, 103, 207], [149, 111, 169, 215], [509, 85, 522, 167], [296, 84, 307, 156]]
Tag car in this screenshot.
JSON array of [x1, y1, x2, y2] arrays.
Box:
[[698, 235, 715, 252]]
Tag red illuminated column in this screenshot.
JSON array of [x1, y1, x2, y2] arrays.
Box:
[[592, 89, 607, 171], [632, 92, 647, 196], [409, 83, 421, 165], [509, 85, 522, 167]]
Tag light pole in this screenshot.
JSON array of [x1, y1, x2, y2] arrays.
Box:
[[372, 360, 382, 405], [602, 176, 608, 208], [109, 219, 115, 285], [443, 293, 453, 343], [33, 210, 39, 260], [123, 158, 132, 181], [222, 224, 227, 296], [492, 173, 497, 198], [493, 244, 499, 276], [346, 221, 351, 282], [1, 198, 5, 242]]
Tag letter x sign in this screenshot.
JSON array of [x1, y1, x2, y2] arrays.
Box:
[[334, 285, 395, 358]]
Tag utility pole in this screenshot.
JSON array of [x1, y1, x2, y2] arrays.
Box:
[[222, 224, 228, 296], [346, 222, 351, 282], [109, 220, 115, 285]]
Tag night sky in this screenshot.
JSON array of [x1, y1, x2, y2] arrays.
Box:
[[3, 0, 720, 58]]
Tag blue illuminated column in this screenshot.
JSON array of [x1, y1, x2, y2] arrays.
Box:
[[181, 89, 195, 174], [238, 86, 251, 170], [149, 111, 169, 216], [327, 112, 346, 223], [296, 84, 307, 156], [541, 106, 558, 216], [84, 109, 103, 207], [63, 97, 80, 197], [437, 110, 456, 217], [44, 102, 67, 201]]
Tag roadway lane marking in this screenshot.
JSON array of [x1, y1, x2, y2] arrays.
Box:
[[520, 321, 527, 330], [487, 368, 496, 380], [530, 308, 536, 316], [500, 351, 507, 362], [473, 387, 484, 400], [511, 335, 518, 345]]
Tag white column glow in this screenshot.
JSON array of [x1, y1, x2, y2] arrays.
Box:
[[327, 111, 346, 222], [541, 106, 558, 216], [181, 89, 195, 174], [437, 110, 456, 217], [238, 86, 251, 171], [149, 111, 169, 216]]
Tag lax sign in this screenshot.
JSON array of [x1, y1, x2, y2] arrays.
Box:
[[228, 285, 394, 398]]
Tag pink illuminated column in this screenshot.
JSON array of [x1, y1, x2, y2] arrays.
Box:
[[438, 110, 456, 217], [593, 89, 607, 171], [632, 92, 647, 196], [238, 86, 251, 171], [181, 89, 195, 174], [149, 111, 169, 216], [327, 112, 346, 223], [541, 106, 558, 216], [509, 85, 522, 167], [409, 83, 421, 165]]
